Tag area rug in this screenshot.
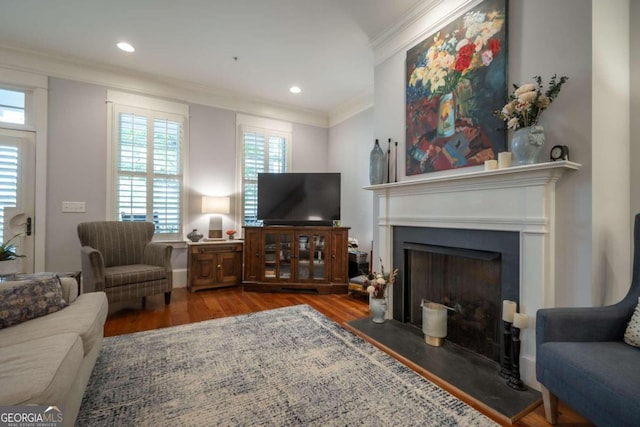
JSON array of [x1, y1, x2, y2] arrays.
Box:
[[77, 305, 497, 426]]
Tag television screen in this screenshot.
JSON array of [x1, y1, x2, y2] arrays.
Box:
[[257, 173, 340, 226]]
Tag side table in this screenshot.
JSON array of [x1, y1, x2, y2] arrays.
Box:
[[187, 240, 243, 292]]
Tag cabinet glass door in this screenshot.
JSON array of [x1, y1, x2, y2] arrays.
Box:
[[297, 232, 326, 281], [279, 233, 292, 279], [264, 232, 291, 280]]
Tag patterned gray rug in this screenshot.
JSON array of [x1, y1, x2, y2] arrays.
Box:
[[78, 305, 497, 426]]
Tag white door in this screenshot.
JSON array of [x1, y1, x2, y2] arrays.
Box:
[[0, 129, 35, 273]]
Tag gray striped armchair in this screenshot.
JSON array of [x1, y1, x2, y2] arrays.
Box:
[[77, 221, 173, 306]]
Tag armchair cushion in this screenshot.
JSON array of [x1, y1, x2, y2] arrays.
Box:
[[105, 264, 168, 288]]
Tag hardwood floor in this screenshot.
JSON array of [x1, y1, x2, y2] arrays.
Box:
[[104, 287, 593, 427]]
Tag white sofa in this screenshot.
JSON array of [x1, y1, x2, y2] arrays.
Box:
[[0, 276, 108, 426]]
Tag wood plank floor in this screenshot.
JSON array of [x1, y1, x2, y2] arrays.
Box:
[[104, 287, 593, 427]]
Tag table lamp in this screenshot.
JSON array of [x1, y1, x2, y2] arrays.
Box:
[[201, 196, 230, 240]]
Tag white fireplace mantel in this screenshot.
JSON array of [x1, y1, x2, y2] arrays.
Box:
[[365, 160, 581, 388]]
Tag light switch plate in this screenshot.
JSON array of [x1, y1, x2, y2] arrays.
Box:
[[62, 201, 86, 213]]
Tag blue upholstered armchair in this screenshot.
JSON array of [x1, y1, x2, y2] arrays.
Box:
[[536, 214, 640, 426], [78, 221, 173, 306]]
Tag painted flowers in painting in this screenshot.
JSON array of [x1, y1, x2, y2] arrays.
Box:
[[408, 10, 505, 98], [494, 75, 569, 130], [365, 260, 399, 299]]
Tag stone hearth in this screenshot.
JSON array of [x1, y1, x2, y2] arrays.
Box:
[[365, 161, 580, 388]]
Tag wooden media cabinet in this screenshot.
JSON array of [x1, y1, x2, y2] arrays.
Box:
[[243, 226, 349, 294]]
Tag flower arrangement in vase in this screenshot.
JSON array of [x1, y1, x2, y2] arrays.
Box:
[[494, 74, 568, 165], [365, 260, 399, 300], [494, 74, 569, 130], [365, 260, 398, 324], [226, 229, 237, 240]]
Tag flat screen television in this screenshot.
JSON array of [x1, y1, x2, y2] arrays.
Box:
[[257, 172, 340, 226]]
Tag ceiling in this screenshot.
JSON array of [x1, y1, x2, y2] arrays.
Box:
[[0, 0, 425, 114]]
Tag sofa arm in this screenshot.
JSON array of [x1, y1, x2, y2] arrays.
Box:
[[536, 303, 633, 346], [143, 242, 173, 270], [80, 246, 106, 293]]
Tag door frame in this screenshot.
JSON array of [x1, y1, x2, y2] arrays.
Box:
[[0, 67, 47, 272]]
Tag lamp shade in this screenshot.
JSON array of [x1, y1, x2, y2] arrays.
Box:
[[201, 196, 230, 214]]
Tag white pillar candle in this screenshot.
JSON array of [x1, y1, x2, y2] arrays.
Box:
[[502, 300, 517, 322], [498, 152, 512, 168], [484, 159, 498, 171], [513, 312, 529, 329]]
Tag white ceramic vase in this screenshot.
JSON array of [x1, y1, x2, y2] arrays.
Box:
[[370, 298, 387, 324], [511, 125, 546, 166]]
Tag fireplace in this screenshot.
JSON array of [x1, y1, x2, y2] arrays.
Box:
[[393, 227, 519, 362], [367, 161, 579, 388]]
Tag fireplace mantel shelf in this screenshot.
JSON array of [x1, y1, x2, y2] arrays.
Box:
[[364, 160, 581, 191]]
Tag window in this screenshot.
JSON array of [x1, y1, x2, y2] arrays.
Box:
[[0, 142, 19, 243], [0, 88, 26, 125], [108, 91, 188, 241], [237, 115, 292, 226]]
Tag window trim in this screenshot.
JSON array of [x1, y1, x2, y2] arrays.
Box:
[[106, 90, 189, 242], [235, 114, 292, 228]]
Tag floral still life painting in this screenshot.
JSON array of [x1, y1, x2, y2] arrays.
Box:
[[406, 0, 507, 175]]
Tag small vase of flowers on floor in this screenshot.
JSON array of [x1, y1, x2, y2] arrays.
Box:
[[366, 260, 398, 324]]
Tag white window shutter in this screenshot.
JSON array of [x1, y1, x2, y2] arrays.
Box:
[[241, 128, 289, 225]]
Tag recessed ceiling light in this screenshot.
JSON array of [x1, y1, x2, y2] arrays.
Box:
[[289, 86, 301, 94], [117, 41, 135, 53]]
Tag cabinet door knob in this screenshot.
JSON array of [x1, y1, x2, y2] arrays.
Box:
[[217, 265, 221, 268]]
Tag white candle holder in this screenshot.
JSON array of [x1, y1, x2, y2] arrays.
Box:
[[421, 300, 447, 347]]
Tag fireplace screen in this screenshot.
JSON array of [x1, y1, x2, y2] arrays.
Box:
[[406, 244, 501, 362]]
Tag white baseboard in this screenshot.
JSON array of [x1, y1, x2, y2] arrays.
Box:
[[172, 268, 187, 288]]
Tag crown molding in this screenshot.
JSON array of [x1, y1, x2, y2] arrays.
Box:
[[372, 0, 479, 66], [328, 86, 374, 127], [0, 44, 329, 128]]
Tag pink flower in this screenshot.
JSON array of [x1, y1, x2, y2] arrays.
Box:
[[481, 49, 494, 66]]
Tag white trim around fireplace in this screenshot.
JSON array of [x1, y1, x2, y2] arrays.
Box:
[[365, 160, 580, 389]]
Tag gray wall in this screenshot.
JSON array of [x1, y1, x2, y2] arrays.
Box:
[[292, 123, 329, 172], [328, 108, 374, 254], [46, 78, 330, 279], [46, 78, 107, 271]]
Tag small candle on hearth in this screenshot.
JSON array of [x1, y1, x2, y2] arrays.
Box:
[[502, 300, 516, 323], [513, 313, 529, 329]]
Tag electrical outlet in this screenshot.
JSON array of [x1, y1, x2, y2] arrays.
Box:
[[62, 201, 86, 213]]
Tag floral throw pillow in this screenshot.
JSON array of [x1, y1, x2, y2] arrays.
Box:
[[0, 276, 68, 329], [624, 297, 640, 348]]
